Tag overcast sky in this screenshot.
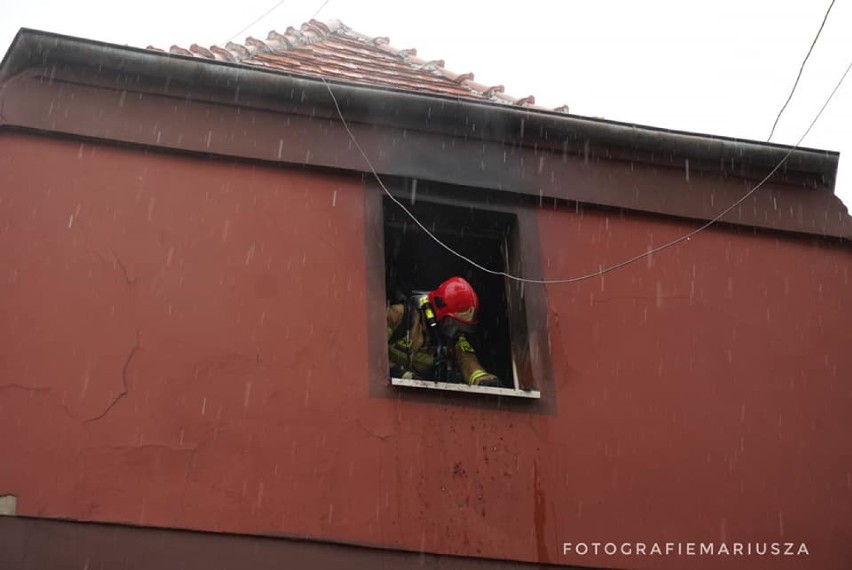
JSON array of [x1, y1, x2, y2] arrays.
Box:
[[3, 0, 850, 208]]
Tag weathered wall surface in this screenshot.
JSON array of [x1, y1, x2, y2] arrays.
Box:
[[1, 132, 850, 569], [537, 206, 852, 568], [0, 132, 376, 534]]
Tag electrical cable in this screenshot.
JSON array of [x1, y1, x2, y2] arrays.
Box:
[[223, 0, 332, 46], [767, 0, 836, 141], [320, 56, 852, 285], [222, 0, 848, 284], [309, 0, 332, 20], [225, 0, 289, 45]]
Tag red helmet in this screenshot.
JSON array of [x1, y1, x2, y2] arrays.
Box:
[[428, 276, 479, 326]]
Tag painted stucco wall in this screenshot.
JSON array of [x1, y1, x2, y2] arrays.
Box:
[[1, 133, 850, 569], [537, 207, 851, 568]]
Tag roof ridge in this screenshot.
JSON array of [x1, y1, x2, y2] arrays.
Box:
[[329, 22, 536, 106], [155, 19, 568, 113]]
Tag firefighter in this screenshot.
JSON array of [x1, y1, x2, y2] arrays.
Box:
[[387, 276, 501, 387]]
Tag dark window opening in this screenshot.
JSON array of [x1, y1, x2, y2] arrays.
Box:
[[383, 195, 534, 395]]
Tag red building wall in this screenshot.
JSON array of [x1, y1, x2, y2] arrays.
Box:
[[1, 133, 850, 569], [538, 209, 851, 568]]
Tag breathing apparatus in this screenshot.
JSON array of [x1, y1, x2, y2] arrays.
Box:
[[418, 295, 449, 380]]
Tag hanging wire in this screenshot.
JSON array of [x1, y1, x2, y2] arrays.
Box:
[[767, 0, 837, 141], [320, 56, 851, 285], [221, 0, 848, 284], [309, 0, 333, 20], [224, 0, 289, 45], [223, 0, 332, 46]]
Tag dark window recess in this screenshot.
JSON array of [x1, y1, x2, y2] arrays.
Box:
[[383, 197, 524, 391]]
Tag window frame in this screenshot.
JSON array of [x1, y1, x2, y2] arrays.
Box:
[[375, 179, 546, 401]]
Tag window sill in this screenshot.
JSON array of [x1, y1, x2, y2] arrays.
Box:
[[390, 377, 541, 399]]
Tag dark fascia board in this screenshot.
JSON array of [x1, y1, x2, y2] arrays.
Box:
[[1, 27, 840, 190]]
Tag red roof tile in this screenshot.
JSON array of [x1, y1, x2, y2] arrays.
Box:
[[153, 19, 568, 112]]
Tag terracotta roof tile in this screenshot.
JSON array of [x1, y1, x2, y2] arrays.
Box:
[[159, 19, 568, 113]]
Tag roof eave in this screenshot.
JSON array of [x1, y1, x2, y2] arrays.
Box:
[[0, 28, 839, 190]]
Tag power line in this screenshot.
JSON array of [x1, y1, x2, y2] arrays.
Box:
[[223, 0, 332, 46], [309, 0, 332, 20], [222, 0, 847, 284], [320, 56, 852, 285], [224, 0, 289, 45], [767, 0, 836, 141]]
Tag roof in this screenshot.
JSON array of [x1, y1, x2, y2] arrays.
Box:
[[151, 19, 568, 113]]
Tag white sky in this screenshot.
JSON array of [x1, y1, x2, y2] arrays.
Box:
[[3, 0, 850, 209]]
